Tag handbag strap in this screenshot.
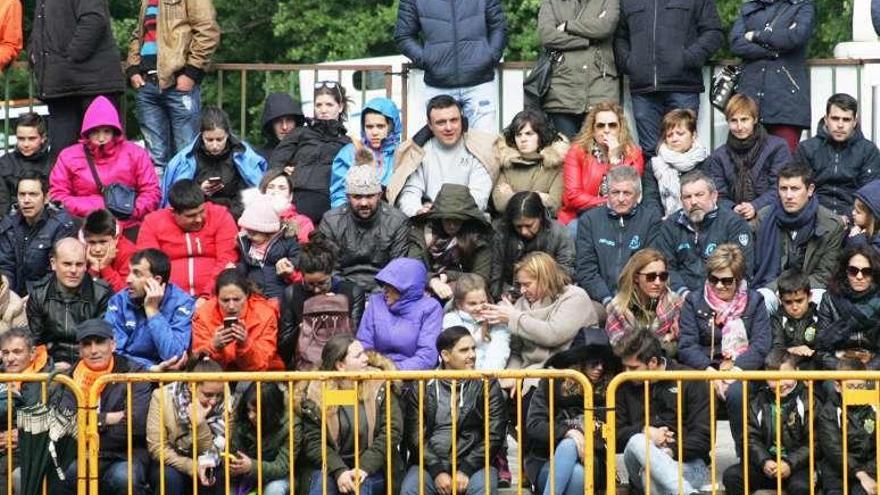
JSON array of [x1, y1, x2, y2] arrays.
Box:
[[82, 144, 105, 192]]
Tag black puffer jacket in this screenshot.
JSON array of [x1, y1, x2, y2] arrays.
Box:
[[795, 120, 880, 218], [614, 0, 723, 93], [269, 119, 351, 224], [0, 147, 51, 216], [258, 93, 305, 161], [490, 218, 574, 300], [28, 0, 125, 99], [0, 205, 77, 296], [26, 275, 112, 365], [394, 0, 507, 89]]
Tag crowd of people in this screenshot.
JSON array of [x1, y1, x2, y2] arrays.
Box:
[[0, 0, 878, 494]]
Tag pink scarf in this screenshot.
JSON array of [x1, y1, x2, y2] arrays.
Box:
[[703, 280, 749, 361]]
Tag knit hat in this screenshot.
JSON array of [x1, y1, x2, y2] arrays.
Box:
[[346, 163, 382, 196], [238, 195, 281, 233]]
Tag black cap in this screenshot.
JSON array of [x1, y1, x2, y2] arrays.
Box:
[[76, 319, 115, 343]]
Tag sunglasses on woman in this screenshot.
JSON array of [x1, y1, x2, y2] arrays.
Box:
[[638, 271, 669, 283], [708, 274, 737, 287], [847, 265, 873, 278]]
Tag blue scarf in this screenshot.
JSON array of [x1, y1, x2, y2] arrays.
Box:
[[754, 196, 819, 287]]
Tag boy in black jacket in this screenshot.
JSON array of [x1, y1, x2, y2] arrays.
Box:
[[819, 359, 878, 495], [771, 269, 820, 369], [722, 349, 814, 495]]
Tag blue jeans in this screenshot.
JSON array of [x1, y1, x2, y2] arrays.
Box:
[[135, 80, 202, 169], [309, 470, 385, 495], [401, 466, 497, 495], [624, 433, 709, 495], [630, 92, 700, 158], [423, 80, 497, 132], [150, 463, 225, 495], [56, 459, 148, 495], [539, 438, 584, 495]]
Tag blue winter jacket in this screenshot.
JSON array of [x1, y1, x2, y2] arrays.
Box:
[[104, 283, 195, 368], [394, 0, 507, 89], [330, 98, 402, 207], [356, 258, 443, 371], [161, 136, 267, 207]]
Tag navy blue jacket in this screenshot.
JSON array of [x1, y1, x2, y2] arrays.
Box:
[[235, 233, 300, 300], [650, 207, 754, 293], [677, 287, 771, 371], [575, 204, 660, 304], [704, 133, 792, 211], [394, 0, 507, 89], [795, 121, 880, 218], [614, 0, 723, 94], [0, 205, 77, 296], [730, 0, 814, 129]]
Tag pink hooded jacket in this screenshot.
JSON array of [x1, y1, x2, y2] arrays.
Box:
[[49, 96, 161, 229]]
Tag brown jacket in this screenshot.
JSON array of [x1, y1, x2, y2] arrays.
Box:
[[125, 0, 220, 89], [492, 135, 568, 213], [0, 275, 25, 335], [386, 128, 500, 207]]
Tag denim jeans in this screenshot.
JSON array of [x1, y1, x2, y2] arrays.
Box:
[[630, 92, 700, 158], [539, 438, 584, 495], [309, 470, 385, 495], [401, 466, 497, 495], [423, 80, 497, 132], [56, 459, 149, 495], [135, 81, 202, 169], [624, 433, 709, 495], [150, 463, 225, 495]]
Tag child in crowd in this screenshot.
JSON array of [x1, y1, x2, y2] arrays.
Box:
[[81, 208, 136, 293], [722, 349, 813, 495], [235, 195, 300, 300], [818, 359, 877, 495], [442, 273, 511, 370], [771, 269, 820, 369], [849, 179, 880, 250]]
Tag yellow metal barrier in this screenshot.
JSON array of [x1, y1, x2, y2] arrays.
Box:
[[604, 370, 880, 495], [86, 369, 594, 495]]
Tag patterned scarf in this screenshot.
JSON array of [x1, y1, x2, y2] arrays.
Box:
[[704, 280, 750, 361], [171, 381, 227, 447], [605, 290, 683, 346]]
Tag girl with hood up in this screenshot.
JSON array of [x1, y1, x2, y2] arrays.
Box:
[[849, 179, 880, 251], [329, 97, 402, 207], [258, 92, 306, 162], [49, 96, 161, 231], [356, 258, 443, 371]]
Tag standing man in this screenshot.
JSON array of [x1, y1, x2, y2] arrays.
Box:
[[126, 0, 220, 173], [614, 0, 723, 157], [395, 0, 507, 132], [28, 0, 125, 164]]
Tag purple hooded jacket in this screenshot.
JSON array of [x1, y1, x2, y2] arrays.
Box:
[[356, 257, 443, 370]]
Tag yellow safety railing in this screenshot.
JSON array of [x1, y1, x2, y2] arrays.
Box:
[[86, 369, 594, 495], [604, 370, 880, 495]]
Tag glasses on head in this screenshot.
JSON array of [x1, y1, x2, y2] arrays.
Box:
[[708, 274, 737, 287], [314, 80, 339, 90], [847, 265, 873, 278], [638, 271, 669, 283], [595, 121, 620, 130]]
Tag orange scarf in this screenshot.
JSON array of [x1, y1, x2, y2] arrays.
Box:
[[9, 345, 49, 392], [72, 356, 115, 398]]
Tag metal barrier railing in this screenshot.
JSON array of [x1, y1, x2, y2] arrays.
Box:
[[86, 369, 594, 495]]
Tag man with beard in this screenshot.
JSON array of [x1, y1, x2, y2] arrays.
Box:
[[318, 162, 408, 292], [0, 113, 51, 216], [651, 170, 754, 294], [104, 248, 193, 369]]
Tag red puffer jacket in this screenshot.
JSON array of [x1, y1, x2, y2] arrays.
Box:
[[558, 143, 644, 225]]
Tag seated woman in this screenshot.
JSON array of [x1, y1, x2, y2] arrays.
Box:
[[644, 109, 708, 217], [704, 94, 791, 221], [49, 96, 161, 231], [482, 252, 596, 394], [228, 381, 295, 495], [490, 191, 574, 299], [408, 183, 494, 301], [492, 109, 568, 215], [849, 180, 880, 250], [259, 168, 315, 245], [605, 248, 684, 357], [815, 245, 880, 370], [146, 358, 227, 495], [558, 101, 644, 225], [678, 244, 770, 455], [356, 257, 442, 371], [525, 335, 618, 494], [192, 269, 285, 371], [235, 195, 300, 300], [298, 335, 402, 495], [279, 233, 366, 369], [163, 106, 267, 219]]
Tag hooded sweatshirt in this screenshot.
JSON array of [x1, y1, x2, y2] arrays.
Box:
[[357, 258, 443, 370], [259, 93, 305, 161], [330, 98, 402, 207], [49, 96, 161, 229], [850, 179, 880, 251]]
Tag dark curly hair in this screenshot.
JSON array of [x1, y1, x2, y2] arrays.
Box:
[[503, 108, 558, 151], [830, 245, 880, 294]]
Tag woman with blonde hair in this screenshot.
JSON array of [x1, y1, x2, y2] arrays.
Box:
[[605, 249, 684, 355], [558, 101, 644, 224]]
